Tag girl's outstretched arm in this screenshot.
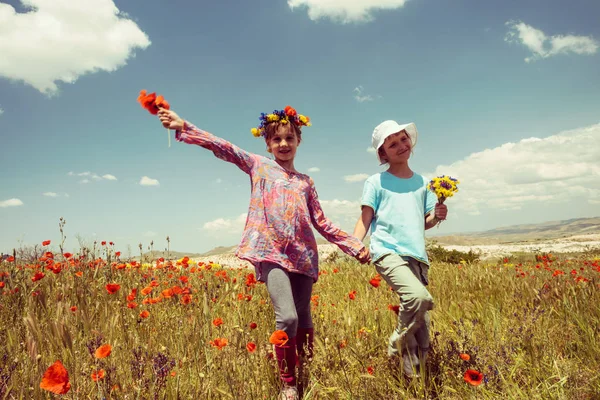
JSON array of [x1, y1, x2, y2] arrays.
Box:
[[307, 179, 370, 263], [158, 109, 255, 174]]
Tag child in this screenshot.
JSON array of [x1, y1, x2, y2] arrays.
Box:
[[158, 106, 370, 400], [352, 120, 447, 379]]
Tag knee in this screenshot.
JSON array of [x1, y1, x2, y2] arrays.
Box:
[[404, 291, 434, 312], [279, 313, 298, 335]]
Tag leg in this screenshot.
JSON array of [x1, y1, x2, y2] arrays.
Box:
[[290, 272, 314, 360], [375, 255, 434, 376], [262, 263, 298, 388]]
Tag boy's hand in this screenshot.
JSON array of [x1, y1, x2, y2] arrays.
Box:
[[356, 247, 371, 264], [158, 109, 185, 131], [435, 203, 448, 221]]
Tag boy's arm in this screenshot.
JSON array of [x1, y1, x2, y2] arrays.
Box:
[[307, 180, 366, 258], [353, 206, 374, 241], [424, 212, 440, 230], [175, 122, 255, 174]]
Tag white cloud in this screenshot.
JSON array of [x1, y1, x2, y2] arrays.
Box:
[[143, 231, 157, 238], [320, 199, 361, 219], [0, 0, 151, 95], [308, 167, 320, 173], [288, 0, 410, 23], [43, 192, 58, 197], [203, 213, 248, 233], [139, 176, 160, 186], [425, 123, 600, 215], [505, 21, 598, 62], [353, 86, 375, 103], [0, 198, 23, 208], [68, 171, 117, 182], [0, 106, 4, 116], [344, 173, 369, 183]]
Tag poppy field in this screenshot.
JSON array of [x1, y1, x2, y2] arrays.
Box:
[[0, 240, 599, 399]]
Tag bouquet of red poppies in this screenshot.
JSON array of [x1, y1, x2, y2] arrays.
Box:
[[137, 90, 172, 147]]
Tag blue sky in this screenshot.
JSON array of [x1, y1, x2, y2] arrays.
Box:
[[1, 0, 599, 255]]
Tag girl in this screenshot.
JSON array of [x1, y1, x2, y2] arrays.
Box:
[[353, 120, 447, 379], [158, 106, 370, 400]]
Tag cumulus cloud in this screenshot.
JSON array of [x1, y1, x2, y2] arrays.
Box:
[[0, 198, 23, 207], [344, 173, 369, 183], [288, 0, 410, 23], [308, 167, 320, 173], [202, 213, 248, 233], [139, 176, 159, 186], [505, 21, 598, 62], [102, 174, 117, 181], [0, 0, 151, 94], [425, 123, 600, 215]]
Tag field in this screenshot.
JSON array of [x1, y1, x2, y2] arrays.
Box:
[[0, 241, 599, 399]]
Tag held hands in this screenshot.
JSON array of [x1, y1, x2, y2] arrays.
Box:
[[158, 109, 185, 131], [434, 202, 448, 221], [356, 246, 371, 264]]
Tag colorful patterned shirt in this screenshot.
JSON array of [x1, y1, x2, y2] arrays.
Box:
[[176, 122, 365, 282]]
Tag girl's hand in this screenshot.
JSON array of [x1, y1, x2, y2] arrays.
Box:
[[356, 247, 371, 264], [158, 109, 185, 131], [434, 203, 448, 221]]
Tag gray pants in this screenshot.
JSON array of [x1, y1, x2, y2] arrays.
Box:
[[374, 254, 434, 364], [261, 262, 314, 338]]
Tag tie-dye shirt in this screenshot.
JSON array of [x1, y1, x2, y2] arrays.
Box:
[[176, 122, 365, 282]]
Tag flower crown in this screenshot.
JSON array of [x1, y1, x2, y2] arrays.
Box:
[[250, 106, 311, 138]]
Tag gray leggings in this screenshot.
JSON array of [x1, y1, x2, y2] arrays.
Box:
[[261, 262, 314, 338]]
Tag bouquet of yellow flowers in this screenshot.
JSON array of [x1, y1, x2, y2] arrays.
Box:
[[427, 175, 459, 226], [427, 175, 459, 204]]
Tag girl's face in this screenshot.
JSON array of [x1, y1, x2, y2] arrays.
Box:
[[267, 124, 300, 162], [380, 131, 412, 164]]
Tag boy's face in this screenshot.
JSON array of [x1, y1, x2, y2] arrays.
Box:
[[379, 130, 412, 164], [267, 124, 300, 162]]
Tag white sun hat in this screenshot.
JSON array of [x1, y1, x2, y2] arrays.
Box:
[[371, 120, 418, 163]]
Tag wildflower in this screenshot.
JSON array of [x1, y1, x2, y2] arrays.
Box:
[[95, 344, 112, 359], [348, 290, 357, 300], [464, 369, 484, 386], [63, 253, 73, 259], [367, 366, 374, 375], [212, 318, 224, 327], [140, 310, 150, 319], [181, 294, 192, 305], [75, 271, 83, 277], [127, 302, 138, 308], [339, 339, 347, 349], [249, 322, 257, 330], [459, 353, 470, 361], [269, 330, 289, 346], [246, 342, 257, 353], [70, 306, 77, 312], [210, 338, 228, 350], [141, 287, 153, 296], [105, 283, 121, 294], [91, 369, 106, 382], [369, 275, 382, 288], [40, 360, 71, 394], [388, 304, 400, 315], [42, 240, 51, 246], [31, 272, 45, 282]]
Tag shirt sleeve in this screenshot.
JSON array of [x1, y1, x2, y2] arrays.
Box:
[[361, 178, 378, 212], [307, 179, 365, 257], [175, 122, 255, 174], [424, 176, 437, 215]]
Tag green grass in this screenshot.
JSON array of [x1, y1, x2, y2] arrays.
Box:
[[0, 249, 599, 399]]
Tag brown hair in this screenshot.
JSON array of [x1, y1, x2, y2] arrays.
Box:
[[263, 122, 302, 143]]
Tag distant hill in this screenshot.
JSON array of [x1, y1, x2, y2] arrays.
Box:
[[431, 217, 600, 245]]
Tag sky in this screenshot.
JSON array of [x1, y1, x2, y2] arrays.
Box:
[[1, 0, 599, 255]]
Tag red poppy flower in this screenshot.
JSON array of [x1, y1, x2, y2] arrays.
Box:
[[42, 240, 51, 246], [7, 256, 14, 262], [137, 90, 170, 115], [460, 353, 471, 361], [105, 283, 121, 294], [31, 272, 45, 282], [246, 342, 257, 353], [249, 322, 257, 330], [180, 294, 192, 305], [284, 105, 297, 117], [212, 317, 223, 327], [63, 253, 73, 259], [70, 306, 77, 312], [367, 366, 374, 375], [369, 274, 381, 288], [140, 310, 150, 319], [101, 241, 106, 246], [40, 360, 71, 394], [348, 290, 357, 300], [210, 337, 228, 350], [94, 344, 112, 359], [269, 330, 289, 346], [464, 369, 484, 386], [91, 369, 106, 382]]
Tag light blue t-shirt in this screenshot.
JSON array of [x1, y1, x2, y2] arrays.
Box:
[[361, 172, 437, 265]]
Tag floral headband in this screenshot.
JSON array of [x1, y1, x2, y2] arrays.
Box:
[[250, 106, 311, 138]]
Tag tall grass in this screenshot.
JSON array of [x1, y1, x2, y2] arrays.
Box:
[[0, 245, 598, 399]]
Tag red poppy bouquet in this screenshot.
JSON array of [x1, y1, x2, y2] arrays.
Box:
[[137, 90, 172, 147]]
